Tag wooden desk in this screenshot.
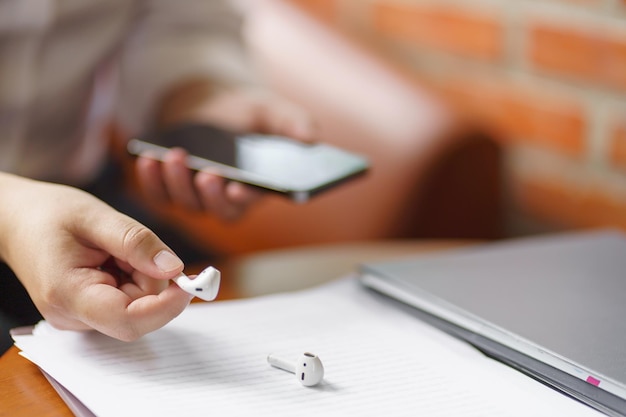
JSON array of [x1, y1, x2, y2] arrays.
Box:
[[0, 240, 465, 416]]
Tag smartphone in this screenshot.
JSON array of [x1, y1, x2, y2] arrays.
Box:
[[127, 123, 369, 203]]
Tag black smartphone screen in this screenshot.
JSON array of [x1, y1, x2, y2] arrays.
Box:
[[127, 123, 369, 202]]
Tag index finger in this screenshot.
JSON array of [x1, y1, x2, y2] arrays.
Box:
[[77, 281, 192, 341]]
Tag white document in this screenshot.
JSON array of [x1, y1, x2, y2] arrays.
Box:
[[13, 277, 601, 417]]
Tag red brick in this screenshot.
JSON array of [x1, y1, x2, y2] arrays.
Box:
[[371, 3, 504, 61], [516, 177, 626, 230], [424, 76, 586, 156], [528, 24, 626, 90], [609, 115, 626, 168]]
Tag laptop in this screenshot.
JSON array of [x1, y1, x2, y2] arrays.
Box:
[[359, 230, 626, 416]]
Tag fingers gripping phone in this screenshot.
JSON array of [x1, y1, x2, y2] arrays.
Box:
[[127, 123, 370, 203]]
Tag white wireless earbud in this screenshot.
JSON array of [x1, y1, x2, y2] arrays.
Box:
[[267, 352, 324, 387], [172, 266, 220, 301]]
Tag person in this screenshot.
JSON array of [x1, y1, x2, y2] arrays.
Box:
[[0, 0, 316, 353]]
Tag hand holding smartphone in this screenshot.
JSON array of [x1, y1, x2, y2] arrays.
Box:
[[127, 123, 369, 203]]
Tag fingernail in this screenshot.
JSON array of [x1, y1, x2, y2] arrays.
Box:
[[154, 250, 183, 273]]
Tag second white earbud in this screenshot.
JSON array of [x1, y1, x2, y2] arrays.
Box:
[[173, 266, 220, 301], [267, 352, 324, 386]]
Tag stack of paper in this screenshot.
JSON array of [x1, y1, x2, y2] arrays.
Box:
[[13, 278, 601, 416]]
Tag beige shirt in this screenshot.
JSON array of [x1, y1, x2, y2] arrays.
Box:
[[0, 0, 256, 185]]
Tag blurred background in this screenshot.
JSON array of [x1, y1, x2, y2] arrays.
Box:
[[281, 0, 626, 236], [138, 0, 626, 258]]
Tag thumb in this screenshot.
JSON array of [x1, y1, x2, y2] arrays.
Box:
[[74, 204, 184, 279]]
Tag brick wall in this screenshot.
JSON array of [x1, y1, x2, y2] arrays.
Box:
[[286, 0, 626, 235]]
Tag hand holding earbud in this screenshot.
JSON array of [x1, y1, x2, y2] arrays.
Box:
[[173, 266, 220, 301], [267, 352, 324, 386]]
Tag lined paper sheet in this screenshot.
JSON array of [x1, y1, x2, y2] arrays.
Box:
[[14, 277, 601, 416]]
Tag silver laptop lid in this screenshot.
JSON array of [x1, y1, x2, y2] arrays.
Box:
[[360, 230, 626, 400]]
